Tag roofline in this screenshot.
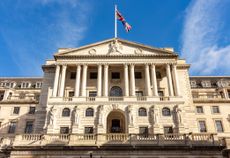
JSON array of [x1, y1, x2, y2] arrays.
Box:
[[190, 76, 230, 78], [0, 77, 43, 79]]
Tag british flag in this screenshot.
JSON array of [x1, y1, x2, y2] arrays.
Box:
[[116, 10, 132, 32]]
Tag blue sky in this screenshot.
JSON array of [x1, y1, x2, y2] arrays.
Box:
[[0, 0, 230, 77]]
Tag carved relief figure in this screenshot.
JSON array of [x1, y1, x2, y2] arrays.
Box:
[[44, 106, 55, 129], [98, 105, 104, 126], [175, 105, 182, 125], [108, 40, 122, 54], [128, 105, 133, 126], [72, 106, 80, 126], [150, 105, 158, 125]]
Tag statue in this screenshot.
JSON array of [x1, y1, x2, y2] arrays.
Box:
[[108, 40, 122, 54], [150, 105, 158, 125], [98, 105, 104, 126], [175, 105, 182, 125], [72, 106, 80, 126], [128, 105, 133, 126], [44, 106, 55, 129]]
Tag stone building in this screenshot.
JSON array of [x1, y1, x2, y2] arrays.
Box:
[[0, 38, 230, 157]]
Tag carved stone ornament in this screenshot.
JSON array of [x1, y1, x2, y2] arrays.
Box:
[[107, 40, 123, 55], [134, 48, 143, 54], [217, 80, 229, 88], [88, 49, 96, 55], [112, 104, 118, 110]]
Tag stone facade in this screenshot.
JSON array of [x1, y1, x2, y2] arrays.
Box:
[[0, 38, 229, 157]]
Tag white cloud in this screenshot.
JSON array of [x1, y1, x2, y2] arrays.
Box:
[[181, 0, 230, 75]]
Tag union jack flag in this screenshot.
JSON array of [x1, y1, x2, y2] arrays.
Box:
[[116, 10, 132, 32]]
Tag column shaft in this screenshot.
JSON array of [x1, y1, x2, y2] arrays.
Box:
[[151, 64, 158, 96], [124, 64, 129, 96], [59, 65, 67, 97], [52, 65, 60, 97], [97, 64, 102, 97], [172, 65, 180, 96], [145, 64, 152, 96], [130, 64, 136, 96], [81, 65, 88, 97], [75, 65, 81, 97], [166, 64, 174, 96], [103, 65, 109, 97]]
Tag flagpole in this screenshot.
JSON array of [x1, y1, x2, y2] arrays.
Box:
[[115, 4, 117, 38]]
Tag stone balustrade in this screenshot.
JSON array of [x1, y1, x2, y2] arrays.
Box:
[[0, 133, 224, 149]]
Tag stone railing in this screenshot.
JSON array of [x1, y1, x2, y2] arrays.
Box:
[[0, 133, 223, 148], [108, 97, 124, 101], [160, 96, 170, 101], [86, 97, 96, 101], [137, 96, 147, 101]]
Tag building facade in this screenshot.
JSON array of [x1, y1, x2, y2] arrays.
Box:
[[0, 38, 229, 157]]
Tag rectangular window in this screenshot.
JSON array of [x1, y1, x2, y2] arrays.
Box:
[[139, 127, 148, 136], [8, 122, 17, 133], [198, 121, 207, 132], [135, 91, 143, 96], [164, 126, 173, 134], [90, 72, 97, 79], [24, 121, 34, 133], [89, 91, 97, 97], [70, 72, 76, 79], [60, 127, 70, 134], [69, 91, 74, 97], [135, 72, 142, 79], [84, 127, 94, 134], [111, 72, 120, 79], [13, 107, 20, 115], [196, 106, 204, 113], [158, 91, 164, 97], [35, 82, 42, 88], [215, 120, 224, 132], [212, 106, 220, 114], [28, 107, 36, 114]]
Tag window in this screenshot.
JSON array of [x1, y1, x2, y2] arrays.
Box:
[[9, 82, 15, 88], [7, 92, 12, 100], [212, 106, 220, 114], [215, 120, 224, 132], [62, 108, 70, 117], [158, 91, 164, 97], [35, 82, 42, 88], [156, 72, 161, 79], [69, 91, 74, 97], [110, 86, 123, 96], [162, 107, 171, 116], [70, 72, 76, 79], [84, 127, 94, 134], [139, 127, 148, 137], [196, 106, 204, 114], [198, 121, 207, 132], [19, 92, 26, 99], [21, 82, 30, 88], [135, 72, 142, 79], [86, 108, 94, 117], [90, 72, 97, 79], [111, 72, 120, 79], [0, 92, 4, 101], [89, 91, 97, 97], [8, 122, 17, 133], [24, 121, 34, 133], [135, 91, 143, 96], [28, 107, 36, 114], [138, 107, 147, 116], [164, 126, 173, 134], [60, 127, 70, 134], [34, 93, 40, 101], [13, 107, 20, 115]]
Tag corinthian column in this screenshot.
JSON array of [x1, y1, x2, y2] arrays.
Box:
[[145, 64, 152, 96], [81, 64, 88, 97], [166, 64, 174, 96], [59, 65, 67, 97], [97, 64, 102, 97], [130, 64, 136, 96], [172, 64, 180, 96], [124, 64, 129, 96], [151, 64, 158, 96], [74, 65, 81, 97], [52, 64, 60, 97], [103, 64, 109, 97]]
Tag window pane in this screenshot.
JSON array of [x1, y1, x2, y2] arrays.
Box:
[[62, 108, 70, 117], [90, 72, 97, 79], [139, 108, 147, 116], [135, 91, 143, 96], [89, 91, 97, 97], [86, 108, 94, 116], [139, 127, 148, 136], [212, 106, 220, 113], [8, 122, 17, 133], [196, 106, 203, 113], [29, 107, 36, 114], [164, 127, 173, 134], [112, 72, 120, 79], [215, 120, 224, 132], [25, 121, 33, 133], [85, 127, 94, 134], [13, 107, 20, 114], [199, 121, 207, 132], [162, 108, 171, 116], [60, 127, 69, 134], [135, 72, 142, 79], [70, 72, 76, 79]]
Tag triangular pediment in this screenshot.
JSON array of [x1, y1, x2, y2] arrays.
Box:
[[54, 38, 177, 57]]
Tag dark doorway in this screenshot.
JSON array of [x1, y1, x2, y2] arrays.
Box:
[[111, 119, 121, 133]]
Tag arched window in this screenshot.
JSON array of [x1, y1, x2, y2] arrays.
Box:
[[156, 72, 162, 79], [62, 108, 70, 117], [110, 86, 123, 96], [86, 108, 94, 117], [162, 107, 171, 116], [138, 107, 147, 116]]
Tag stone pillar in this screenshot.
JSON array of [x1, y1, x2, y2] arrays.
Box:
[[81, 64, 88, 97], [130, 64, 136, 96], [151, 64, 158, 96], [145, 64, 152, 96], [59, 65, 67, 97], [103, 64, 109, 97], [166, 64, 174, 96], [172, 64, 180, 96], [74, 65, 81, 97], [97, 64, 102, 97], [52, 65, 60, 97], [124, 64, 129, 96]]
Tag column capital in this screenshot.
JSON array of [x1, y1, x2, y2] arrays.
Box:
[[145, 63, 150, 67], [104, 64, 109, 68]]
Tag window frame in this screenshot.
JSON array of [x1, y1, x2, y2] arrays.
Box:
[[84, 126, 94, 134], [212, 106, 220, 114], [198, 120, 207, 133], [24, 121, 34, 134], [62, 108, 71, 117], [215, 120, 224, 133], [60, 127, 70, 134], [138, 107, 147, 116], [8, 121, 17, 134], [85, 108, 94, 117], [162, 107, 171, 116], [196, 106, 204, 114], [28, 106, 36, 114], [13, 107, 20, 115]]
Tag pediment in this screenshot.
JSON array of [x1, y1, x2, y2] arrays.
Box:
[[54, 38, 177, 57]]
